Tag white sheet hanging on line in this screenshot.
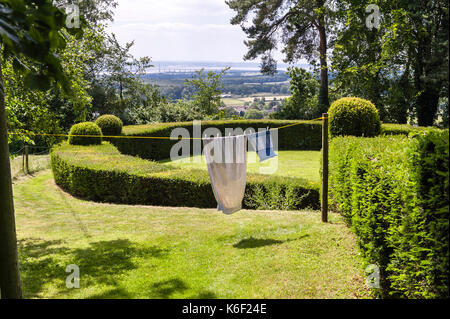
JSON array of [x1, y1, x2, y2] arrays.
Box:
[[203, 135, 247, 214]]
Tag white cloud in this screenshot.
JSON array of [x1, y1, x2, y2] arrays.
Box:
[[106, 0, 285, 62]]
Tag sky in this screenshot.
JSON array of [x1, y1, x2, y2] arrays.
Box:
[[106, 0, 285, 63]]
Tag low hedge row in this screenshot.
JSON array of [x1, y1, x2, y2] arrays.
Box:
[[380, 123, 426, 136], [329, 130, 449, 298], [112, 120, 323, 161], [50, 142, 320, 210]]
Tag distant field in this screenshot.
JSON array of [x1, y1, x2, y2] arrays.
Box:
[[222, 98, 247, 106], [223, 95, 290, 107], [240, 95, 290, 102]]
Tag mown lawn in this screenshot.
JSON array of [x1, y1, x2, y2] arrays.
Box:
[[13, 170, 370, 299], [10, 154, 50, 179], [160, 150, 321, 183]]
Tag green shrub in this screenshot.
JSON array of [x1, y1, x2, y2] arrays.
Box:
[[68, 122, 102, 146], [51, 142, 320, 210], [329, 97, 381, 137], [95, 114, 123, 136], [329, 130, 449, 298]]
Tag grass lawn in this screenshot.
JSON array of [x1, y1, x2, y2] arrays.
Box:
[[13, 170, 370, 299], [160, 150, 321, 183], [10, 154, 50, 179]]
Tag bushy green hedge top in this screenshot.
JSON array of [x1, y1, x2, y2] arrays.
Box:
[[68, 122, 102, 146], [95, 114, 123, 136], [329, 97, 381, 137]]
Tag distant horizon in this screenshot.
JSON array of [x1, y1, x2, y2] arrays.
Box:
[[151, 59, 309, 65], [148, 60, 311, 72]]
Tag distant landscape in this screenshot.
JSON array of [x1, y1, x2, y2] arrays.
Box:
[[142, 61, 304, 116]]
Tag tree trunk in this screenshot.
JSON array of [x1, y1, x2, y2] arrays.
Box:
[[0, 62, 23, 299], [416, 87, 440, 126], [317, 19, 329, 114], [413, 39, 441, 127]]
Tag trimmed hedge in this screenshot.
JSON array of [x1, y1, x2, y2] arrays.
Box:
[[51, 142, 320, 210], [381, 123, 427, 136], [113, 120, 323, 161], [68, 122, 102, 146], [329, 97, 381, 137], [95, 114, 123, 136], [329, 130, 449, 298]]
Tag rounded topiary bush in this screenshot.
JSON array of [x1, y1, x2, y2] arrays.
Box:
[[329, 97, 381, 137], [95, 114, 123, 136], [68, 122, 102, 145]]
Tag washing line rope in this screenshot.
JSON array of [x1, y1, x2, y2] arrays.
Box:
[[9, 117, 326, 141]]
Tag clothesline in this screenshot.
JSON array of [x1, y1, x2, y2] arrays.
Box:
[[9, 117, 326, 141]]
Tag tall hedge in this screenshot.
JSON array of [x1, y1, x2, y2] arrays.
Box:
[[50, 142, 320, 210], [387, 130, 449, 298], [329, 130, 449, 298]]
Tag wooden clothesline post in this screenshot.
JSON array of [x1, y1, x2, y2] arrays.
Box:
[[24, 145, 29, 175], [321, 113, 329, 223]]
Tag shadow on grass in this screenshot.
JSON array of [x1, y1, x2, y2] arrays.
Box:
[[233, 234, 309, 249], [18, 238, 169, 298], [150, 278, 188, 298], [146, 279, 218, 299]]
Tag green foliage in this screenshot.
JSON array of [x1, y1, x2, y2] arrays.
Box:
[[3, 29, 92, 149], [68, 122, 102, 145], [329, 131, 449, 298], [387, 129, 449, 298], [113, 120, 323, 161], [333, 0, 449, 126], [244, 109, 265, 119], [50, 142, 319, 210], [184, 68, 229, 116], [245, 183, 312, 211], [85, 29, 153, 119], [331, 0, 389, 120], [329, 97, 381, 137], [95, 114, 123, 136], [0, 0, 83, 93], [272, 67, 320, 120]]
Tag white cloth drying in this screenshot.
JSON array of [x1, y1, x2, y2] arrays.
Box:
[[203, 135, 247, 214]]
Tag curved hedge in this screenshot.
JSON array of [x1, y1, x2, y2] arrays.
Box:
[[112, 120, 323, 161], [51, 142, 320, 210]]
